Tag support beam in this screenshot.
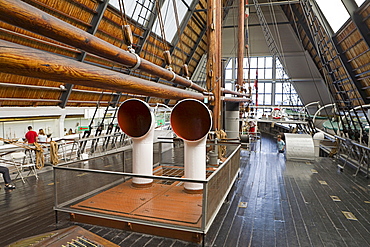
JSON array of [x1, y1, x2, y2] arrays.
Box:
[[341, 0, 370, 49], [59, 0, 111, 108], [332, 37, 370, 104], [207, 0, 222, 130]]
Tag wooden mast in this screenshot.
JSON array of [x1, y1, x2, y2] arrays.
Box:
[[207, 0, 222, 130], [237, 0, 245, 91]]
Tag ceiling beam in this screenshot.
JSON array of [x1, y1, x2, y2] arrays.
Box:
[[59, 0, 110, 108], [341, 0, 370, 49]]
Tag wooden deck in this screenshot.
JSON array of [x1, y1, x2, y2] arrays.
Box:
[[1, 133, 369, 246], [71, 181, 202, 227]]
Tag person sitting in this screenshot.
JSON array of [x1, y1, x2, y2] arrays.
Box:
[[0, 166, 16, 189], [277, 135, 286, 153], [25, 126, 38, 145], [38, 129, 47, 143]]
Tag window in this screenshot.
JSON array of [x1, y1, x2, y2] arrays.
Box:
[[223, 56, 302, 106], [225, 70, 233, 80], [152, 0, 191, 42], [354, 0, 365, 6], [316, 0, 350, 33], [109, 0, 155, 26]]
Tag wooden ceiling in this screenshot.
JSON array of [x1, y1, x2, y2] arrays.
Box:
[[0, 0, 369, 115], [0, 0, 212, 108]]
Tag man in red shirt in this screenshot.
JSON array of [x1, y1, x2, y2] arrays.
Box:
[[25, 126, 38, 144]]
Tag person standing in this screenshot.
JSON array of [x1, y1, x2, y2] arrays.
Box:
[[277, 135, 285, 153], [25, 126, 38, 144], [38, 129, 47, 143]]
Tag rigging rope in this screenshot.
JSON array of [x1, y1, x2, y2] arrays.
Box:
[[49, 141, 59, 166], [171, 0, 186, 65], [155, 0, 168, 50], [33, 142, 45, 169], [287, 1, 336, 133]]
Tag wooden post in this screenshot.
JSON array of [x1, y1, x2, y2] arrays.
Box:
[[207, 0, 222, 130], [237, 0, 245, 90]]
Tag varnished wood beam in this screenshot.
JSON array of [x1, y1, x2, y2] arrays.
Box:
[[0, 40, 205, 101], [0, 0, 206, 93]]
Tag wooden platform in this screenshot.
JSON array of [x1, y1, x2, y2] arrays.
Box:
[[1, 133, 370, 246], [71, 182, 202, 226]]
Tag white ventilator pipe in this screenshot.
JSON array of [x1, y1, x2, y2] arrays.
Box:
[[170, 99, 212, 193], [117, 99, 154, 187]]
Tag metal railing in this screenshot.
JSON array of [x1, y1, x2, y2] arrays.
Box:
[[53, 141, 241, 235]]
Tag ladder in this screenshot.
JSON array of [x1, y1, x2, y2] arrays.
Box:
[[299, 0, 367, 141]]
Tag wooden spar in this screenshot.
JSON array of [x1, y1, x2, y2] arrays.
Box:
[[0, 0, 206, 92], [237, 0, 245, 90], [216, 0, 222, 129], [222, 88, 249, 97], [0, 40, 205, 101], [0, 0, 246, 99], [207, 0, 222, 130], [222, 97, 251, 103]]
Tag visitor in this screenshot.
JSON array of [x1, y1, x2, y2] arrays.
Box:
[[277, 135, 285, 153], [0, 166, 16, 189], [38, 129, 47, 143], [25, 126, 38, 144]]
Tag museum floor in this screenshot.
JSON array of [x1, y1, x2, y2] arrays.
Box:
[[1, 133, 369, 246]]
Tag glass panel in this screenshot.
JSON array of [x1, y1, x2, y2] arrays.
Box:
[[110, 0, 154, 26], [257, 94, 265, 105], [250, 68, 257, 79], [275, 94, 283, 105], [316, 0, 350, 32], [283, 82, 291, 91], [250, 57, 258, 68], [243, 57, 249, 68], [258, 57, 265, 68], [276, 57, 282, 68], [275, 82, 283, 93], [265, 69, 272, 79], [282, 94, 290, 104], [225, 59, 233, 69], [258, 69, 265, 79], [265, 56, 273, 68], [225, 81, 233, 90], [152, 0, 189, 42], [243, 68, 249, 79], [264, 82, 272, 93], [263, 94, 272, 105], [225, 69, 233, 80], [355, 0, 365, 6], [276, 69, 288, 79]]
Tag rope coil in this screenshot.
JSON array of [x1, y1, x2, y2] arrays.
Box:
[[33, 142, 44, 169], [49, 141, 59, 165]]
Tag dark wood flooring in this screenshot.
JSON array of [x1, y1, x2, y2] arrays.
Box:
[[1, 133, 369, 246]]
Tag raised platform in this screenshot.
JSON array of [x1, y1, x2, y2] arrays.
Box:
[[70, 179, 204, 242]]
